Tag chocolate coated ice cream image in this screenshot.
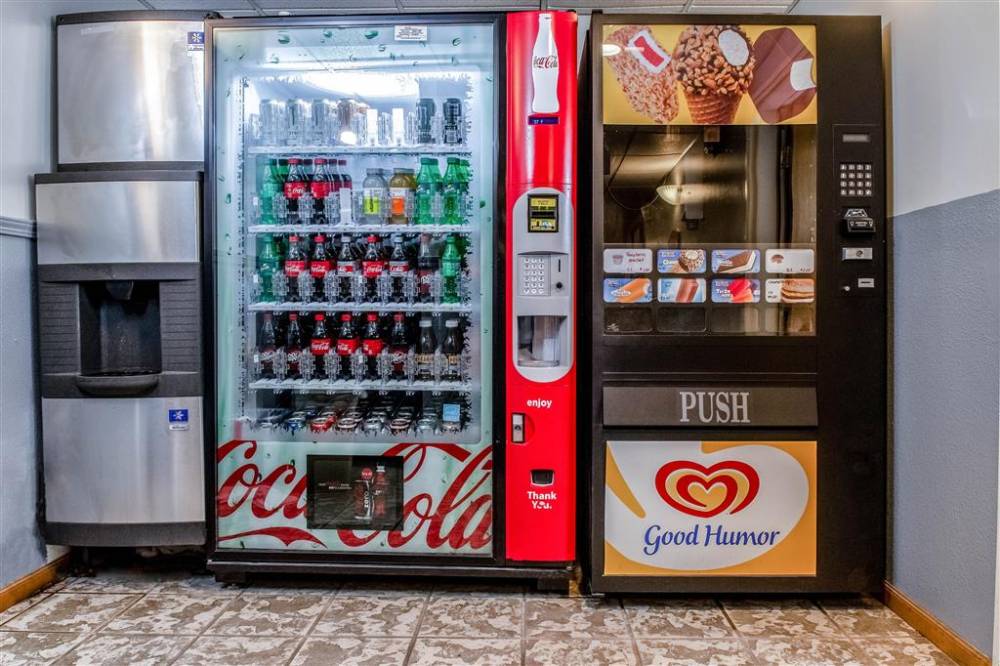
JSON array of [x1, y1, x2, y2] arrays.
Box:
[[673, 25, 755, 125], [749, 27, 817, 123]]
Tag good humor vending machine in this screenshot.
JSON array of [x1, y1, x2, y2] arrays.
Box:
[[586, 14, 886, 593], [205, 11, 577, 582]]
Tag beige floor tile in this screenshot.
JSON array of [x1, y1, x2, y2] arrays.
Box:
[[61, 574, 162, 595], [751, 637, 867, 665], [206, 594, 327, 636], [58, 634, 193, 666], [312, 594, 424, 637], [637, 638, 755, 666], [0, 631, 83, 665], [2, 594, 140, 633], [525, 638, 637, 666], [100, 594, 231, 635], [430, 581, 526, 598], [858, 637, 957, 665], [409, 638, 521, 666], [0, 595, 51, 627], [624, 598, 734, 639], [174, 635, 300, 666], [419, 597, 521, 637], [151, 576, 242, 598], [291, 636, 410, 666], [818, 596, 920, 638], [338, 579, 432, 597], [524, 597, 628, 639], [722, 598, 842, 637]]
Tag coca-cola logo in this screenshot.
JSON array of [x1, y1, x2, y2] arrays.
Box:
[[216, 440, 492, 551], [285, 260, 306, 277], [310, 261, 330, 278], [336, 339, 358, 356], [363, 261, 385, 279], [533, 54, 558, 69], [362, 339, 383, 356], [310, 338, 331, 355]]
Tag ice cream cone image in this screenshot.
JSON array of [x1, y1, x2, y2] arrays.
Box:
[[673, 25, 755, 125], [684, 91, 741, 124]]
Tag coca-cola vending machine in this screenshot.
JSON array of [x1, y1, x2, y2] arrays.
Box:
[[204, 11, 577, 584]]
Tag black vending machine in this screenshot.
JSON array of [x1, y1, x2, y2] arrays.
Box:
[[583, 14, 886, 593]]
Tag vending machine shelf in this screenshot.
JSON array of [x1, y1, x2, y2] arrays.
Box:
[[248, 378, 478, 392], [247, 145, 474, 157], [248, 301, 473, 313], [247, 224, 475, 235]]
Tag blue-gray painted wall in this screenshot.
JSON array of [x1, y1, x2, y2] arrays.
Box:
[[0, 228, 47, 588], [892, 188, 1000, 654]]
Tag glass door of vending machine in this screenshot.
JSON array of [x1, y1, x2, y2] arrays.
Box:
[[206, 17, 500, 570], [587, 15, 886, 594]]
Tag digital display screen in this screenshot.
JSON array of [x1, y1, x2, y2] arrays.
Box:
[[528, 195, 559, 233], [842, 133, 871, 143]]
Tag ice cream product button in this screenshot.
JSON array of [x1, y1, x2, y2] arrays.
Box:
[[842, 247, 873, 261]]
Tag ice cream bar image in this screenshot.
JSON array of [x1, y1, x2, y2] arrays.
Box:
[[749, 27, 817, 124]]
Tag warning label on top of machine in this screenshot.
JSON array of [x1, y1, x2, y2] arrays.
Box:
[[604, 440, 816, 576]]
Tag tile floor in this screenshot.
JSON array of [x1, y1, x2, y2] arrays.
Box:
[[0, 571, 954, 665]]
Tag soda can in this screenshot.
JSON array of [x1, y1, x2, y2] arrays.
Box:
[[259, 99, 286, 145], [284, 413, 307, 434], [311, 99, 339, 145], [389, 417, 411, 435], [443, 98, 463, 145], [286, 98, 311, 146], [336, 416, 360, 432]]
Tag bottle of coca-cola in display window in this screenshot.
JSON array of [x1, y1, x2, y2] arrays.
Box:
[[284, 234, 307, 302], [362, 313, 383, 379], [285, 313, 303, 379], [362, 234, 385, 302], [310, 234, 332, 301], [338, 159, 353, 225], [336, 313, 359, 379], [310, 158, 334, 224], [372, 465, 389, 519], [416, 233, 438, 303], [336, 234, 359, 302], [257, 313, 277, 379], [387, 234, 411, 303], [284, 157, 308, 217], [310, 313, 332, 379], [389, 312, 409, 380]]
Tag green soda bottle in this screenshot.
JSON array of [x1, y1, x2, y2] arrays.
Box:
[[441, 234, 461, 303], [259, 159, 281, 225], [414, 158, 436, 225], [257, 234, 280, 300], [442, 157, 462, 225]]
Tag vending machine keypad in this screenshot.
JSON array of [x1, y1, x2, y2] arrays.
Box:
[[520, 255, 551, 296], [839, 162, 873, 197]]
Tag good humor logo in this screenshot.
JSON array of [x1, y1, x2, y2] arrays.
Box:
[[643, 459, 780, 556]]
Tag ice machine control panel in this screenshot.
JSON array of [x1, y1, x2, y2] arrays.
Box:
[[512, 188, 574, 383]]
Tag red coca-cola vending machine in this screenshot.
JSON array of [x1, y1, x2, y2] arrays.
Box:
[[204, 11, 577, 585]]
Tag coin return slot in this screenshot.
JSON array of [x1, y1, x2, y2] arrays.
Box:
[[531, 469, 554, 486]]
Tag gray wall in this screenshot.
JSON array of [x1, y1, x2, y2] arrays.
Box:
[[795, 0, 1000, 654], [0, 223, 46, 587], [892, 190, 999, 654]]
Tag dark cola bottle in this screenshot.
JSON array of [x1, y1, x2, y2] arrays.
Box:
[[336, 234, 359, 302], [310, 313, 332, 380], [284, 157, 308, 218], [336, 313, 359, 380], [284, 234, 307, 302], [309, 233, 332, 301], [387, 233, 410, 303], [362, 313, 383, 380], [361, 234, 386, 302], [285, 312, 304, 379], [310, 157, 334, 224], [258, 313, 277, 379], [388, 313, 409, 381]]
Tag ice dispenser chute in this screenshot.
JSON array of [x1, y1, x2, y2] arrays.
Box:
[[512, 188, 574, 382]]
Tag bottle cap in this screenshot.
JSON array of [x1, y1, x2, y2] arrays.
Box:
[[341, 313, 352, 321], [394, 313, 405, 321], [289, 313, 298, 320], [367, 313, 378, 321], [419, 318, 432, 327], [367, 234, 378, 242], [315, 313, 324, 320], [314, 157, 326, 164], [445, 319, 458, 328], [315, 234, 325, 242], [288, 157, 300, 164]]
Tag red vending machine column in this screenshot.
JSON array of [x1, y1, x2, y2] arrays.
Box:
[[505, 10, 577, 563]]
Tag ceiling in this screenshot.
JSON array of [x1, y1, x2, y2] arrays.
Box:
[[128, 0, 800, 15]]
